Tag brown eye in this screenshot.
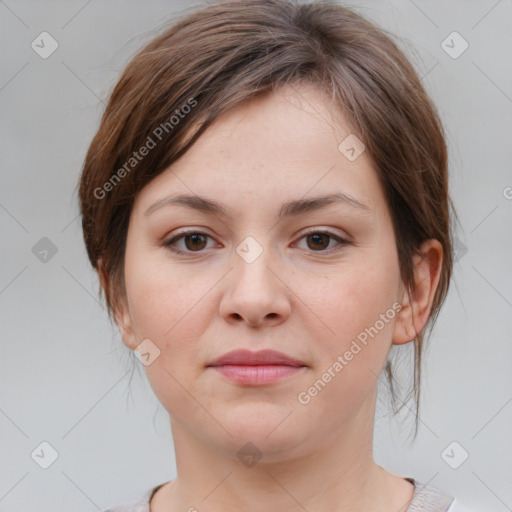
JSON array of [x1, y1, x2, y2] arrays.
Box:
[[306, 233, 331, 251], [296, 230, 351, 254], [164, 231, 213, 254], [182, 233, 208, 251]]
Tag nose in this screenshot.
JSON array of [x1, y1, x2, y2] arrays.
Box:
[[218, 244, 291, 328]]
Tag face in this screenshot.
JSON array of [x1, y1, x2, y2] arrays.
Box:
[[116, 83, 413, 461]]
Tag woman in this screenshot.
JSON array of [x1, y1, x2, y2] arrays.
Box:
[[79, 1, 475, 510]]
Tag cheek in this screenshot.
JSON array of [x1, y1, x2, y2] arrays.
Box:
[[314, 244, 401, 381], [123, 256, 215, 411], [124, 251, 213, 340]]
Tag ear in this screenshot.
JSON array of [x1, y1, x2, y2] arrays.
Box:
[[392, 239, 443, 345], [97, 259, 137, 351]]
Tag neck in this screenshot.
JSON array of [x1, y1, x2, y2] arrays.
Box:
[[152, 388, 413, 512]]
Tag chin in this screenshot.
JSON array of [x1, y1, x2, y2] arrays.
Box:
[[212, 416, 310, 457]]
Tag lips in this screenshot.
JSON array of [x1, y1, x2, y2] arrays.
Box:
[[206, 349, 307, 386], [207, 349, 306, 368]]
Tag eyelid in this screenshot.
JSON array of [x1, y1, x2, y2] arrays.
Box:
[[162, 228, 217, 254], [298, 226, 351, 242], [163, 227, 352, 255], [292, 228, 352, 253]]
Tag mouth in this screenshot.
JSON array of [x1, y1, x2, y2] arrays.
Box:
[[206, 349, 307, 386]]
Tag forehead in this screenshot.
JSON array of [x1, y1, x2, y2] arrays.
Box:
[[194, 83, 351, 162], [132, 83, 383, 218]]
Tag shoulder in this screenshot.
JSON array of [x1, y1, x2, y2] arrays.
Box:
[[408, 479, 481, 512], [101, 484, 160, 512], [446, 499, 483, 512], [407, 480, 453, 511]]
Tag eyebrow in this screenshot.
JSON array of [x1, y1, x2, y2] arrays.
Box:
[[144, 192, 371, 219]]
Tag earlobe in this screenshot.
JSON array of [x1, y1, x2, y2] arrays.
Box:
[[97, 259, 137, 350], [391, 289, 416, 345], [112, 298, 138, 350], [392, 239, 443, 346]]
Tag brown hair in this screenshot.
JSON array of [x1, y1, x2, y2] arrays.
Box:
[[78, 0, 455, 436]]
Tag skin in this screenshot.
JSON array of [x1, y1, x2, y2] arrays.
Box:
[[110, 82, 443, 512]]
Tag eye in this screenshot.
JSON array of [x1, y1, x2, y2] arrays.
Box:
[[163, 230, 216, 255], [163, 228, 351, 256], [295, 229, 351, 253]]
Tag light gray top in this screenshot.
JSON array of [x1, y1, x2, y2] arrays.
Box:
[[102, 478, 458, 512]]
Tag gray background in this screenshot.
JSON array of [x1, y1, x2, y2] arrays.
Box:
[[1, 0, 511, 511]]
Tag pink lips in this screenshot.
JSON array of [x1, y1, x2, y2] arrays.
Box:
[[207, 349, 307, 385]]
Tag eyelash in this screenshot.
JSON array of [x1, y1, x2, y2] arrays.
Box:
[[163, 228, 351, 256]]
